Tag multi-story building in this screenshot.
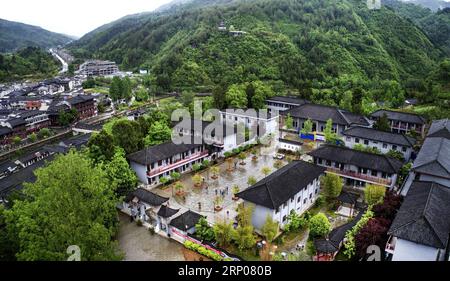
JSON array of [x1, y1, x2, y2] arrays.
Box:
[[342, 126, 417, 161], [17, 111, 50, 133], [220, 109, 279, 139], [309, 145, 403, 189], [280, 103, 370, 136], [236, 161, 325, 231], [68, 95, 97, 120], [79, 60, 119, 77], [265, 96, 308, 114], [386, 181, 450, 261], [370, 109, 426, 137], [127, 141, 210, 186]]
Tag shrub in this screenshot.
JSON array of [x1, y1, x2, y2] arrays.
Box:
[[343, 208, 374, 259], [309, 213, 331, 238], [364, 185, 386, 205]]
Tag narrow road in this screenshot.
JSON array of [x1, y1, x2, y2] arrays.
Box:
[[49, 48, 68, 73]]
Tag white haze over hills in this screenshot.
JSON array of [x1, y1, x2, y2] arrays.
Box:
[[0, 0, 174, 38]]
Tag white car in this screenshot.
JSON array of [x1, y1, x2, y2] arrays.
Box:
[[273, 153, 285, 160]]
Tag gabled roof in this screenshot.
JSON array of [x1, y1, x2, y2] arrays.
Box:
[[157, 205, 180, 218], [169, 210, 203, 231], [236, 161, 325, 209], [309, 145, 403, 174], [127, 141, 203, 166], [282, 103, 370, 126], [343, 126, 416, 147], [370, 109, 426, 124], [388, 181, 450, 248], [266, 96, 309, 106], [125, 188, 169, 206], [413, 137, 450, 180], [427, 119, 450, 139]]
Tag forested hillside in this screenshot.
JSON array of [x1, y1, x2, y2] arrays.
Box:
[[70, 0, 449, 117], [0, 47, 61, 82], [0, 18, 73, 53]]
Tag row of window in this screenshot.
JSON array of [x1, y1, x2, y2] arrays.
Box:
[[316, 158, 392, 179], [350, 137, 408, 152]]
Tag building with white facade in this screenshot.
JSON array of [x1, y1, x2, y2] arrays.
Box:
[[220, 109, 278, 139], [79, 60, 119, 77], [309, 145, 403, 189], [122, 188, 170, 223], [386, 181, 450, 261], [236, 161, 325, 231], [127, 141, 209, 186], [342, 126, 417, 161], [370, 109, 426, 137], [265, 96, 308, 114]]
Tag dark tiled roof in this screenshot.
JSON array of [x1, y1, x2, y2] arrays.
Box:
[[266, 96, 309, 105], [68, 95, 94, 105], [236, 161, 325, 209], [157, 205, 180, 218], [6, 117, 26, 127], [427, 119, 450, 140], [343, 126, 416, 147], [309, 145, 403, 174], [388, 181, 450, 248], [127, 141, 203, 166], [125, 188, 169, 206], [314, 239, 339, 253], [370, 109, 426, 124], [282, 103, 369, 126], [413, 137, 450, 179], [169, 210, 203, 231], [0, 126, 12, 136], [337, 191, 359, 205]]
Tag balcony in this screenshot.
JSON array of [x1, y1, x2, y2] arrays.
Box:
[[326, 167, 392, 187], [147, 150, 209, 177], [385, 236, 397, 254]]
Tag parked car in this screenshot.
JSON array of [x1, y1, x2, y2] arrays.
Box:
[[273, 153, 285, 160]]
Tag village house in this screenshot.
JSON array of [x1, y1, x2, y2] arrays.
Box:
[[309, 145, 403, 189], [127, 141, 210, 186], [281, 103, 371, 136], [173, 119, 239, 158], [168, 210, 204, 243], [220, 109, 279, 139], [370, 109, 426, 137], [342, 126, 417, 161], [386, 181, 450, 261], [122, 188, 169, 224], [265, 96, 309, 114], [156, 204, 180, 236], [236, 161, 325, 231], [400, 119, 450, 196]]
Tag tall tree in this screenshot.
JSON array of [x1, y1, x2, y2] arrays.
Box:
[[309, 213, 331, 238], [225, 84, 247, 108], [3, 151, 122, 261], [104, 148, 138, 198], [322, 173, 343, 201], [373, 113, 391, 132], [111, 119, 144, 154], [213, 219, 235, 247], [144, 120, 172, 146], [261, 215, 279, 243], [87, 130, 116, 164]]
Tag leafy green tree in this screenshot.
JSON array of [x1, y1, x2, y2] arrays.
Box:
[[309, 213, 331, 238], [374, 113, 391, 132], [3, 151, 122, 261], [386, 149, 405, 162], [12, 136, 21, 145], [247, 176, 257, 186], [87, 130, 116, 164], [195, 218, 214, 241], [58, 108, 78, 126], [261, 166, 271, 177], [250, 81, 274, 109], [225, 84, 247, 108], [213, 219, 235, 247], [233, 225, 256, 251], [236, 204, 254, 227], [104, 148, 138, 198], [111, 119, 144, 154], [285, 113, 294, 130], [364, 185, 386, 205], [135, 86, 150, 102], [261, 215, 279, 243], [324, 118, 338, 144], [301, 119, 313, 134], [322, 173, 343, 201], [339, 91, 353, 111], [109, 77, 122, 101], [28, 133, 37, 143], [144, 121, 171, 146]]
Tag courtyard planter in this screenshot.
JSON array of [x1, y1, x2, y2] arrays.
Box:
[[214, 206, 223, 212], [252, 156, 258, 161], [232, 196, 239, 201], [176, 190, 186, 196]]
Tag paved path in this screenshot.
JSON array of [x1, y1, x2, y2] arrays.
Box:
[[117, 213, 185, 261]]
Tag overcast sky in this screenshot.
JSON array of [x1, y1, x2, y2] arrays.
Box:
[[0, 0, 173, 38]]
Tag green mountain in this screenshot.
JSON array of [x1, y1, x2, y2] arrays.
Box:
[[399, 0, 450, 11], [0, 18, 73, 53], [70, 0, 448, 94], [0, 47, 61, 82]]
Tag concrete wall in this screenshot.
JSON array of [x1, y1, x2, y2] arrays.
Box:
[[130, 161, 148, 184], [392, 238, 439, 261], [343, 136, 412, 161]]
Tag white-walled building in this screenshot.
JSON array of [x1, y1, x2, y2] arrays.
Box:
[[309, 145, 403, 189], [386, 181, 450, 261], [265, 96, 308, 114], [342, 126, 417, 161], [122, 188, 170, 224], [127, 141, 209, 186], [236, 161, 325, 231], [220, 109, 279, 139], [370, 109, 426, 137]]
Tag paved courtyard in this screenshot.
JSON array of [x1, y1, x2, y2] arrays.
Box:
[[117, 213, 185, 261], [153, 143, 289, 224]]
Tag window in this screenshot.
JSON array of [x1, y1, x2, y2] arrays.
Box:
[[282, 215, 287, 222], [346, 137, 351, 141], [283, 203, 287, 209], [318, 159, 323, 165], [303, 199, 307, 204], [392, 145, 397, 151], [402, 146, 407, 152], [298, 197, 301, 203], [371, 170, 378, 177], [326, 160, 332, 166], [364, 140, 369, 145], [309, 194, 312, 199], [275, 207, 279, 214], [383, 143, 388, 149], [315, 189, 318, 194], [355, 138, 360, 143]]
